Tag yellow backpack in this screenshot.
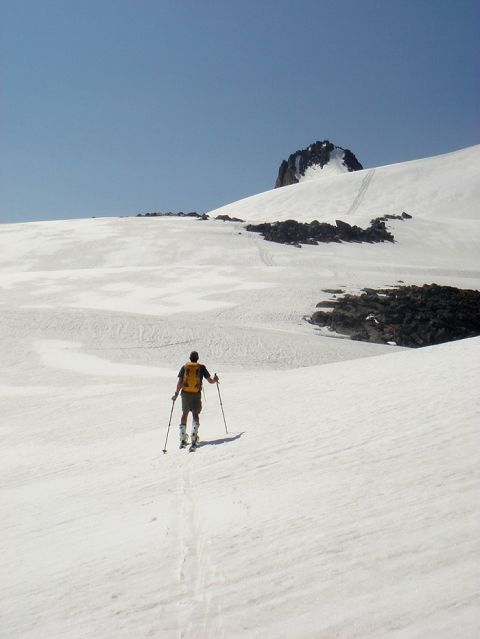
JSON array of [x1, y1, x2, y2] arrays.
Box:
[[182, 362, 203, 393]]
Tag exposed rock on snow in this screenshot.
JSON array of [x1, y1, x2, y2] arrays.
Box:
[[136, 211, 204, 218], [215, 214, 245, 222], [275, 139, 363, 188], [310, 284, 480, 347], [245, 214, 413, 245]]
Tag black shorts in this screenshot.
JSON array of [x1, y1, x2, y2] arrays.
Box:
[[181, 391, 202, 413]]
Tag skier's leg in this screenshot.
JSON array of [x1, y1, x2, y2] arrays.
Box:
[[191, 410, 200, 445], [179, 403, 189, 445], [179, 421, 188, 445]]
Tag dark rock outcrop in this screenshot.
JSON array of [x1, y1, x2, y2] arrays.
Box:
[[275, 140, 363, 188], [137, 211, 208, 219], [215, 214, 245, 222], [309, 284, 480, 347], [245, 214, 411, 246]]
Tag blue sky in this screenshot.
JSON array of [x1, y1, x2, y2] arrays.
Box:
[[1, 0, 479, 223]]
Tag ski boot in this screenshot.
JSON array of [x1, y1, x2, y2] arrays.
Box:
[[189, 422, 200, 451]]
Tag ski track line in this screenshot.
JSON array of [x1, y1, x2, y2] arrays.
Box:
[[251, 233, 275, 267], [177, 455, 223, 639], [346, 168, 375, 216]]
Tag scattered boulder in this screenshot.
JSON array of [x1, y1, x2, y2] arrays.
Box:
[[309, 284, 480, 347], [376, 212, 412, 222]]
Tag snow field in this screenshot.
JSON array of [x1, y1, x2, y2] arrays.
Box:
[[2, 339, 479, 638], [1, 144, 480, 637]]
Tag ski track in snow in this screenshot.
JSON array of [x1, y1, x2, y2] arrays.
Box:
[[250, 232, 275, 267], [176, 457, 224, 639], [346, 168, 375, 216]]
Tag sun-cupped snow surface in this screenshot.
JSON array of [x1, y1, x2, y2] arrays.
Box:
[[1, 145, 480, 638], [209, 144, 480, 224]]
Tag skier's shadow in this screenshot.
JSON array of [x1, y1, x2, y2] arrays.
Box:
[[197, 432, 244, 448]]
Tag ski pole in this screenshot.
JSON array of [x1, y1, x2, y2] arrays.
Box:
[[215, 374, 228, 434], [162, 398, 176, 454]]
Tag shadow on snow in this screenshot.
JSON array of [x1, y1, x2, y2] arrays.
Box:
[[197, 432, 244, 448]]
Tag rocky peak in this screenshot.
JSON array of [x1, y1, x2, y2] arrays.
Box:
[[275, 140, 363, 188]]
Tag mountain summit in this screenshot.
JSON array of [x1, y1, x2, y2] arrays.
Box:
[[275, 139, 363, 187]]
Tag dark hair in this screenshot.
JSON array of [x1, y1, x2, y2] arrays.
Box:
[[189, 351, 199, 362]]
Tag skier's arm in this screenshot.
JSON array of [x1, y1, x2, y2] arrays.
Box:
[[174, 378, 183, 394], [171, 372, 183, 401], [201, 364, 219, 384]]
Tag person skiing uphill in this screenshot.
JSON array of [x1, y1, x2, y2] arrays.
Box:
[[172, 351, 219, 448]]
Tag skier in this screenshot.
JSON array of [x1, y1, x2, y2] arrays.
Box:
[[171, 351, 219, 449]]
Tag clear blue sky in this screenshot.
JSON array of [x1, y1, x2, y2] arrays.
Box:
[[1, 0, 479, 223]]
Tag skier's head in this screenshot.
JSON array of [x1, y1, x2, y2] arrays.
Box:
[[189, 351, 199, 362]]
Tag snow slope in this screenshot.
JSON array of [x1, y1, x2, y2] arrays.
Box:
[[209, 144, 480, 224], [1, 146, 479, 638]]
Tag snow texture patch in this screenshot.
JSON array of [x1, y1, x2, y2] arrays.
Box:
[[34, 340, 173, 378]]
